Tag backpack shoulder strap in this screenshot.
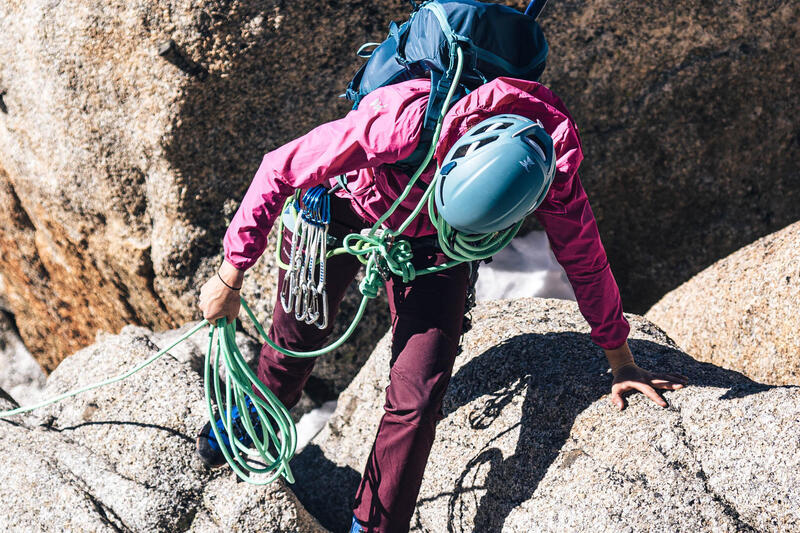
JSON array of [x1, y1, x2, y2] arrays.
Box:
[[393, 1, 462, 170]]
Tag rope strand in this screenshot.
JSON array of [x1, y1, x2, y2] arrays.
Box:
[[0, 46, 528, 485]]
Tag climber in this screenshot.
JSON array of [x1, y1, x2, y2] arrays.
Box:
[[195, 72, 688, 531]]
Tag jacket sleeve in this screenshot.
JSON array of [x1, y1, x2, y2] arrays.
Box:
[[535, 173, 630, 349], [223, 89, 426, 270]]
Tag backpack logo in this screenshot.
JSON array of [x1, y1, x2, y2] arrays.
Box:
[[519, 156, 537, 172], [370, 99, 386, 113]]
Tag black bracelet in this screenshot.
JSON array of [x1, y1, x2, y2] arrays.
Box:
[[217, 271, 242, 291]]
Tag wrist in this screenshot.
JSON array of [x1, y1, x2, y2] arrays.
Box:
[[604, 340, 635, 376], [218, 260, 245, 290]]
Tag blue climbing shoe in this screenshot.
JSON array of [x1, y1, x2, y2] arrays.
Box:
[[349, 515, 366, 533], [196, 396, 263, 468]]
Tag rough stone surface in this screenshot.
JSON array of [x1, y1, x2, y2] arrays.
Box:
[[0, 310, 46, 405], [2, 0, 797, 392], [646, 220, 800, 386], [189, 475, 326, 533], [0, 326, 326, 532], [292, 298, 800, 532], [0, 0, 398, 373], [524, 0, 800, 312]]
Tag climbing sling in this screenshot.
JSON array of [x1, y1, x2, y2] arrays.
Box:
[[0, 0, 551, 485]]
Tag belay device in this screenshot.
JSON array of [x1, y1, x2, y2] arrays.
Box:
[[0, 0, 552, 486]]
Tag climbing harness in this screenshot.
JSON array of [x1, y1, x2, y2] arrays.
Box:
[[1, 0, 554, 484]]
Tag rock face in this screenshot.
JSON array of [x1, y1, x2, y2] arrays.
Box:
[[0, 0, 400, 371], [646, 220, 800, 386], [292, 298, 800, 532], [525, 0, 800, 312], [1, 0, 797, 378], [0, 325, 326, 532]]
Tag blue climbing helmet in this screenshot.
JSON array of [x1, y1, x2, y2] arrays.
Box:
[[434, 114, 556, 234]]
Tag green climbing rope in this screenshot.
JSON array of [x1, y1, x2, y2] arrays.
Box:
[[0, 320, 209, 419], [205, 314, 296, 484], [1, 44, 530, 485]]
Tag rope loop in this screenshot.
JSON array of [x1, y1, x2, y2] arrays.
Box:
[[384, 239, 416, 283], [359, 254, 385, 299]]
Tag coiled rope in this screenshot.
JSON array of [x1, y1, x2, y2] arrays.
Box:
[[1, 45, 523, 484]]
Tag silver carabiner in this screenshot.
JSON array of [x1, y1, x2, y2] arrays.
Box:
[[305, 285, 320, 324], [280, 220, 305, 313], [313, 289, 328, 330]]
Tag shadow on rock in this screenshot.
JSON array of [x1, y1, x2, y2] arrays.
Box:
[[291, 443, 363, 528], [287, 321, 788, 532], [49, 419, 196, 444], [417, 332, 778, 532]]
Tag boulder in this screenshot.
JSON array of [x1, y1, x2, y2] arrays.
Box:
[[292, 298, 800, 532], [646, 220, 800, 386], [519, 0, 800, 312], [0, 325, 327, 532], [0, 0, 400, 372], [2, 0, 797, 383]]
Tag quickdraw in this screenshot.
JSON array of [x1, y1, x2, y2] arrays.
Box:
[[280, 186, 331, 329]]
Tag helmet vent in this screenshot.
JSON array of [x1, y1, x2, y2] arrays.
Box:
[[524, 134, 548, 161], [452, 135, 499, 159], [438, 174, 447, 206], [472, 121, 512, 135], [451, 144, 471, 159], [474, 136, 498, 150]]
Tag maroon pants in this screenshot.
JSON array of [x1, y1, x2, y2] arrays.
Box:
[[256, 196, 469, 532]]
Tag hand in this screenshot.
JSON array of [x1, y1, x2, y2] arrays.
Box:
[[199, 261, 244, 324], [604, 341, 688, 410], [610, 363, 688, 410]]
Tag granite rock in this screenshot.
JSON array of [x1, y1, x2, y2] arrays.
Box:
[[0, 326, 326, 532], [292, 298, 799, 532], [518, 0, 800, 312], [0, 0, 400, 373], [2, 0, 797, 402], [646, 220, 800, 386]]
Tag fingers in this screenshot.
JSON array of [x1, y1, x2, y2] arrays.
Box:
[[611, 381, 668, 410], [632, 382, 668, 407], [609, 388, 626, 411], [198, 274, 243, 324], [650, 379, 686, 390], [651, 373, 689, 389], [661, 373, 689, 383]]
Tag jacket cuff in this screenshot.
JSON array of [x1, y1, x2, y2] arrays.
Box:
[[590, 316, 631, 350]]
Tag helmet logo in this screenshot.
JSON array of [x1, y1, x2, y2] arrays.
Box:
[[440, 161, 457, 175], [519, 156, 536, 172]]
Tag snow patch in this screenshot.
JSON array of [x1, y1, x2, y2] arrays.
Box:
[[476, 231, 575, 301], [295, 400, 337, 452]]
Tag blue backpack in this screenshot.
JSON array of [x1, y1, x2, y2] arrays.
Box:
[[344, 0, 550, 170]]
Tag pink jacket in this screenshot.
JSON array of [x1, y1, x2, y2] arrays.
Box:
[[224, 77, 630, 349]]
